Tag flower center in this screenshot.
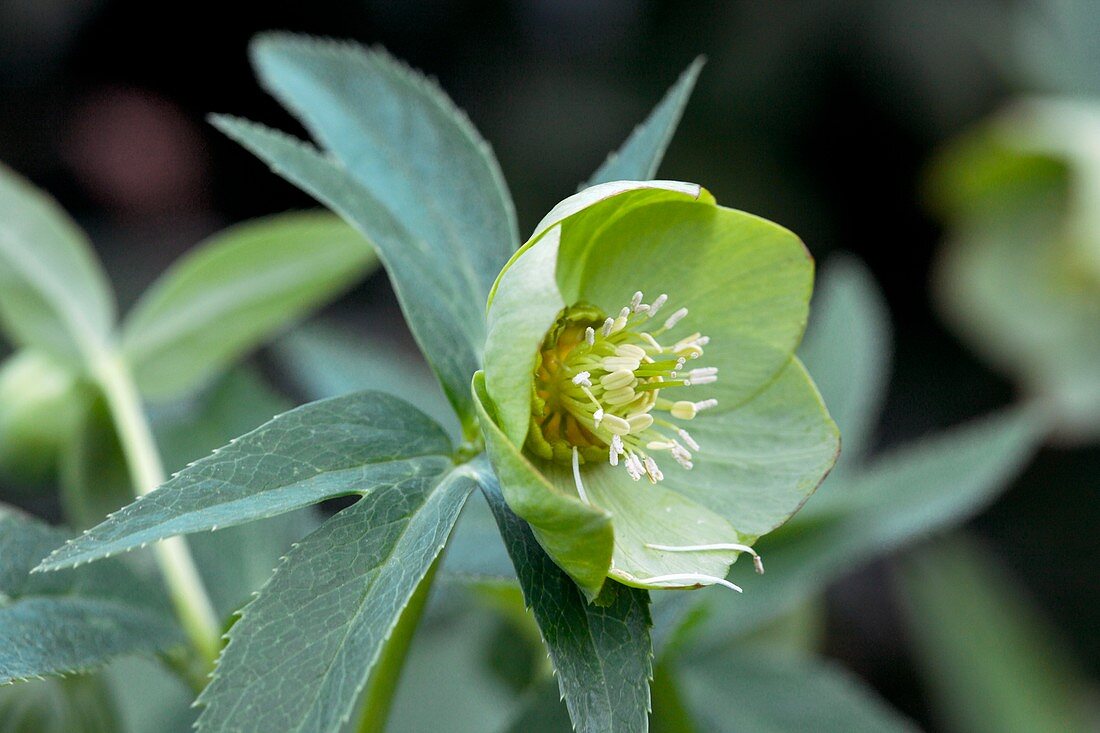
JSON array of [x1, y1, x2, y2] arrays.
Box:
[[525, 291, 718, 483]]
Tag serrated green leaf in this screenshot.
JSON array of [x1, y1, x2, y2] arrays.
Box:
[[798, 255, 891, 473], [0, 674, 121, 733], [280, 347, 498, 590], [121, 211, 379, 401], [37, 391, 454, 572], [211, 115, 484, 433], [676, 646, 919, 733], [478, 467, 654, 733], [896, 534, 1097, 733], [194, 461, 476, 733], [0, 506, 180, 684], [687, 406, 1044, 644], [152, 368, 321, 621], [215, 33, 519, 428], [585, 57, 704, 188], [0, 163, 115, 366]]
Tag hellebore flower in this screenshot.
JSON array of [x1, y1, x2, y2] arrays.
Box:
[[473, 181, 840, 599]]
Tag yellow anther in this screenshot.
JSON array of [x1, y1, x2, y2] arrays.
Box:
[[599, 369, 636, 390], [604, 386, 637, 406], [601, 414, 631, 435], [615, 343, 647, 360], [670, 400, 697, 420]]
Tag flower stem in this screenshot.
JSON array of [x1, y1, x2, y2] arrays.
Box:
[[90, 348, 221, 669], [354, 556, 441, 733]]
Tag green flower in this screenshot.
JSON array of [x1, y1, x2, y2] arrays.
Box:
[[473, 181, 840, 599]]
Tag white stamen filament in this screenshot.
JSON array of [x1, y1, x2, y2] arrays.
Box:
[[645, 542, 764, 574], [663, 307, 688, 330], [571, 447, 590, 505], [632, 573, 742, 593], [676, 428, 700, 451], [643, 456, 663, 482]]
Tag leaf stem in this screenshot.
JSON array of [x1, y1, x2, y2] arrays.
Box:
[[354, 556, 441, 733], [90, 348, 221, 670]]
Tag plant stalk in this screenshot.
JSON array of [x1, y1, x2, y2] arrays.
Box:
[[354, 557, 441, 733], [91, 348, 221, 669]]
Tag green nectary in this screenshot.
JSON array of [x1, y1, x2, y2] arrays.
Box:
[[476, 180, 840, 599]]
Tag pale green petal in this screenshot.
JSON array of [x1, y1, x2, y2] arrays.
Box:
[[542, 461, 749, 590], [472, 372, 613, 599], [661, 357, 839, 537], [483, 228, 565, 446], [486, 181, 711, 310], [558, 199, 813, 411]]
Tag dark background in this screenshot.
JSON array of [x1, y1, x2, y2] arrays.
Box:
[[1, 0, 1096, 727]]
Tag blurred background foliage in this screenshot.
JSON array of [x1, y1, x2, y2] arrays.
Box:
[[1, 1, 1098, 731]]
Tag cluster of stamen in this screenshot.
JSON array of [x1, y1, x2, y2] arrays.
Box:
[[526, 290, 718, 483]]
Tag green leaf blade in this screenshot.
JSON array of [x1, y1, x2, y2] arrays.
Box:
[[585, 57, 704, 187], [478, 467, 653, 733], [677, 647, 919, 732], [37, 391, 453, 572], [121, 211, 379, 401], [0, 598, 181, 685], [0, 163, 115, 365], [896, 534, 1096, 733], [211, 116, 483, 428], [250, 34, 518, 278], [220, 33, 521, 427], [798, 256, 892, 470], [0, 507, 180, 684], [194, 462, 476, 733]]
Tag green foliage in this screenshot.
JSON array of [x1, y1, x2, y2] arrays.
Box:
[[274, 322, 458, 438], [195, 462, 476, 733], [38, 392, 455, 571], [896, 534, 1098, 733], [0, 507, 180, 684], [0, 163, 115, 368], [0, 350, 87, 485], [213, 33, 519, 430], [797, 256, 891, 471], [122, 211, 378, 401], [675, 647, 919, 732], [0, 675, 121, 733], [153, 369, 321, 621], [479, 468, 653, 733]]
